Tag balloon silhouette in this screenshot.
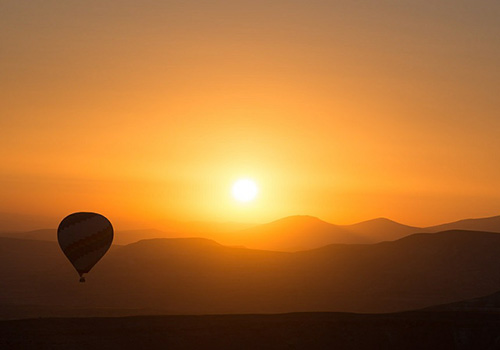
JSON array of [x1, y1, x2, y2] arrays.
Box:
[[57, 212, 113, 282]]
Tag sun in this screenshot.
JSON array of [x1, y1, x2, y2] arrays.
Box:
[[232, 178, 258, 202]]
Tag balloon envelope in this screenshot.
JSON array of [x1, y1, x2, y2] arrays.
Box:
[[57, 212, 113, 281]]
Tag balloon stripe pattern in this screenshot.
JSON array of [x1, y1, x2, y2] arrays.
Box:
[[63, 227, 113, 272], [57, 212, 113, 278]]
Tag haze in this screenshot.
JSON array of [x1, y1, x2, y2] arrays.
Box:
[[1, 1, 499, 231]]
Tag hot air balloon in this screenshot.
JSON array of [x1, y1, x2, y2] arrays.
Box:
[[57, 212, 113, 282]]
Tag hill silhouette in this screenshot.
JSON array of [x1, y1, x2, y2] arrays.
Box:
[[427, 289, 500, 312], [225, 215, 367, 250], [228, 215, 426, 250], [340, 217, 421, 242], [0, 228, 184, 245], [0, 229, 56, 242], [427, 215, 500, 233], [3, 229, 500, 319], [3, 214, 500, 251], [0, 222, 254, 246], [0, 215, 424, 250]]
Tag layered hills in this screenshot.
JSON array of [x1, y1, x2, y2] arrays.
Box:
[[2, 229, 500, 319], [3, 214, 500, 251]]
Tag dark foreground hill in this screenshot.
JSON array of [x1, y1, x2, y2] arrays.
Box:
[[3, 230, 500, 318], [1, 310, 500, 350], [428, 289, 500, 312]]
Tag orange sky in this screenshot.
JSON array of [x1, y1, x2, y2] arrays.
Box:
[[1, 1, 500, 230]]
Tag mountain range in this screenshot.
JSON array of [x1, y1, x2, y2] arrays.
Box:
[[3, 214, 500, 251]]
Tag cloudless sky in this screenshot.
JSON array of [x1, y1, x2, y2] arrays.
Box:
[[1, 1, 499, 230]]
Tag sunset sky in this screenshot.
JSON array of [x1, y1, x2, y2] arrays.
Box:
[[1, 1, 499, 230]]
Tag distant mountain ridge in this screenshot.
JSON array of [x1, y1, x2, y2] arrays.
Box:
[[427, 215, 500, 233], [225, 215, 366, 251], [340, 217, 421, 242], [2, 214, 500, 251]]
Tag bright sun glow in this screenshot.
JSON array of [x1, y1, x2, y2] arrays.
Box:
[[232, 179, 258, 202]]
